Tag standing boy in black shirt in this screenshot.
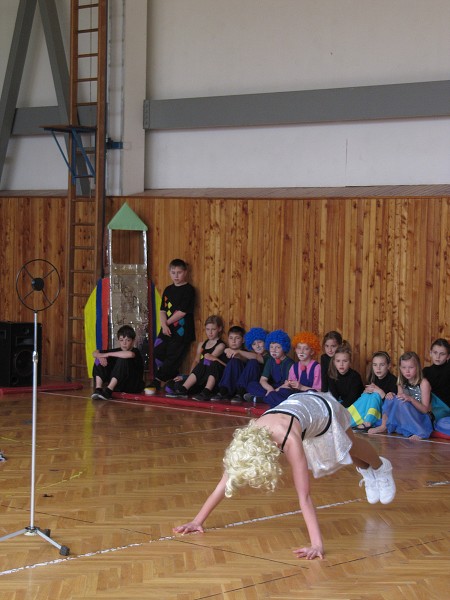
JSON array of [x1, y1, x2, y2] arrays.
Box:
[[150, 259, 196, 390]]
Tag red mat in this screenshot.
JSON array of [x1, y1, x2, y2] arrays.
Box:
[[0, 382, 83, 396], [113, 390, 268, 416]]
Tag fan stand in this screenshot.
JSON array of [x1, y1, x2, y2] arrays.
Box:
[[0, 260, 70, 556]]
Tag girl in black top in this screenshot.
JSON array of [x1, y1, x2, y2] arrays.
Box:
[[348, 351, 398, 429], [327, 342, 364, 408], [320, 331, 343, 392]]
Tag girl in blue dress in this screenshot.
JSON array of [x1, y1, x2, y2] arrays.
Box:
[[348, 351, 398, 430], [369, 351, 433, 440]]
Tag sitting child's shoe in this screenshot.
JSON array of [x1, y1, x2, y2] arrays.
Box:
[[146, 378, 161, 391], [91, 388, 103, 400], [0, 451, 7, 462], [230, 393, 244, 404], [210, 388, 230, 402], [243, 393, 263, 403], [356, 466, 379, 504], [373, 457, 396, 504], [193, 389, 214, 401], [166, 384, 188, 398], [98, 388, 112, 400], [164, 379, 177, 394]]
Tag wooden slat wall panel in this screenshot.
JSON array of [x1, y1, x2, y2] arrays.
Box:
[[1, 195, 449, 378], [0, 197, 66, 377]]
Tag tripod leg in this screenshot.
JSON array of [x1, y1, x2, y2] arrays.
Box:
[[0, 528, 28, 542], [36, 528, 70, 555]]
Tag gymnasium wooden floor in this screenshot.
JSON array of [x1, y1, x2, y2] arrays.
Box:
[[0, 388, 449, 599]]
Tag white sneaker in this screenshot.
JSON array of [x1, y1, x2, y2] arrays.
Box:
[[356, 466, 379, 504], [373, 457, 396, 504]]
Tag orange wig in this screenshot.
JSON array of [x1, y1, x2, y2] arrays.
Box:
[[291, 331, 321, 356]]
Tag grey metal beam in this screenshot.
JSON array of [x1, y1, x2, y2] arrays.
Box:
[[9, 80, 450, 137], [12, 106, 97, 135], [39, 0, 92, 195], [0, 0, 38, 181], [38, 0, 70, 123], [143, 80, 450, 130]]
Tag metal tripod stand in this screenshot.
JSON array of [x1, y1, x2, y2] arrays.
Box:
[[0, 260, 70, 556]]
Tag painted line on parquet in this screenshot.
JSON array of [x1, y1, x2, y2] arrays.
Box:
[[426, 480, 450, 487], [219, 498, 361, 529], [0, 498, 360, 577]]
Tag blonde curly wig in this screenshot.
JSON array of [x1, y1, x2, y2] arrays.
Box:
[[223, 421, 282, 498]]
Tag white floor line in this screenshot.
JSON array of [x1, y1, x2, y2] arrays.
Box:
[[426, 480, 450, 487], [0, 498, 360, 577]]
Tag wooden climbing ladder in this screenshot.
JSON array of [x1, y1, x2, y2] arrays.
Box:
[[63, 0, 108, 380]]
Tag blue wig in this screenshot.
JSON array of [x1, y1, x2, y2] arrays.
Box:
[[265, 329, 291, 353], [244, 327, 268, 349]]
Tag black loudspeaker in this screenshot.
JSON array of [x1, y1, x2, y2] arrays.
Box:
[[0, 321, 42, 387]]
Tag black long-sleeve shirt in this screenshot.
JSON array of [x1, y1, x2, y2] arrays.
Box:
[[328, 368, 364, 408]]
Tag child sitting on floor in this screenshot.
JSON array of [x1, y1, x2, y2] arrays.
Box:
[[423, 338, 450, 421], [263, 331, 322, 408], [369, 351, 432, 440], [348, 351, 398, 430], [327, 342, 364, 408], [243, 330, 294, 404], [320, 330, 343, 392], [91, 324, 145, 400], [165, 315, 226, 399], [210, 326, 268, 402], [194, 325, 246, 401]]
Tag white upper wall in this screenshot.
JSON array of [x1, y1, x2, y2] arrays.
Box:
[[1, 0, 450, 191], [147, 0, 450, 97], [146, 0, 450, 188]]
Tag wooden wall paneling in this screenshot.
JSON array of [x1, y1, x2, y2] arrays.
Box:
[[242, 199, 258, 331], [279, 199, 295, 338], [0, 199, 15, 320], [207, 198, 222, 318], [187, 198, 203, 344], [408, 199, 419, 355], [296, 198, 309, 334], [306, 199, 320, 335], [373, 199, 388, 360], [366, 198, 376, 367], [254, 199, 267, 328], [228, 199, 246, 329], [425, 199, 440, 356], [317, 199, 328, 341], [330, 199, 347, 337], [221, 198, 234, 329], [437, 199, 450, 339], [423, 199, 440, 358], [147, 197, 163, 289], [220, 198, 231, 328], [1, 194, 450, 381], [260, 198, 272, 329], [275, 199, 288, 331], [407, 198, 422, 355], [323, 200, 337, 333], [394, 199, 407, 357], [195, 198, 208, 321], [41, 197, 66, 376], [257, 200, 271, 329], [354, 199, 367, 375], [342, 200, 359, 366], [384, 198, 396, 361], [415, 199, 430, 357], [299, 199, 310, 331]]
